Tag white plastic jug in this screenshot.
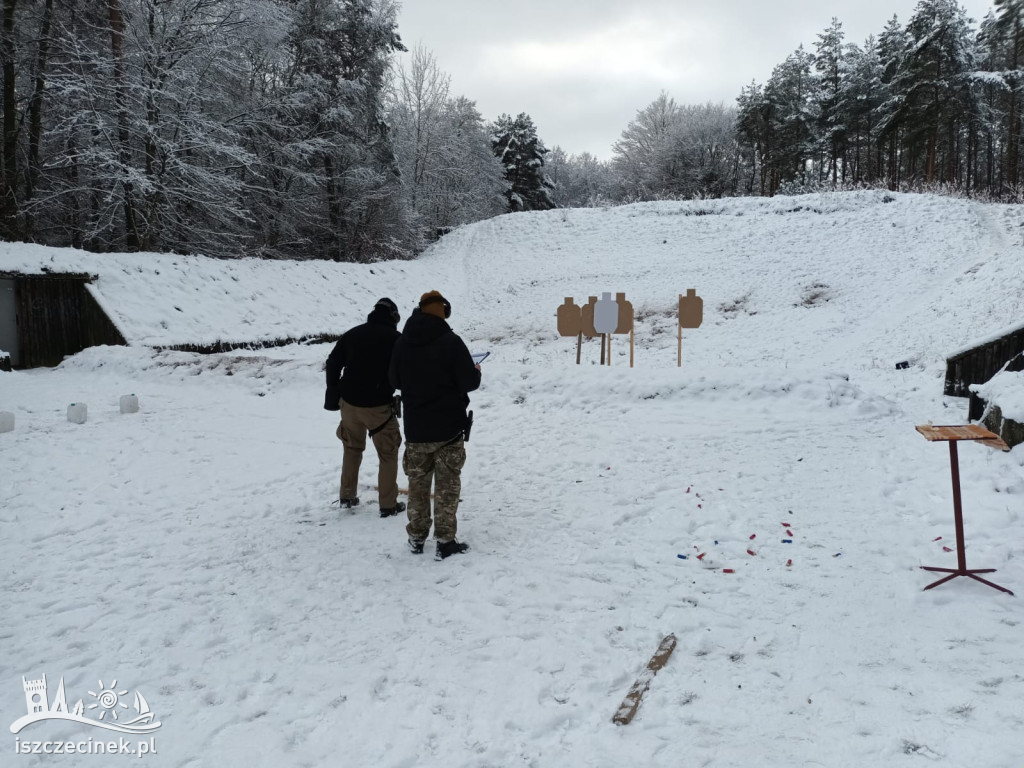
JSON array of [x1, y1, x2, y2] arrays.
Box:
[[119, 394, 139, 414], [67, 402, 88, 424], [0, 411, 13, 433]]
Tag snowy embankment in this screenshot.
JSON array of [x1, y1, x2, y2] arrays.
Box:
[[2, 191, 1024, 767]]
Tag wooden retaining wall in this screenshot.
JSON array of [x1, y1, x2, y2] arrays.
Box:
[[945, 324, 1024, 420], [2, 272, 127, 368]]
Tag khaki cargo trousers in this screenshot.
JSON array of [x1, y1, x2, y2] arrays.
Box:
[[337, 399, 401, 509]]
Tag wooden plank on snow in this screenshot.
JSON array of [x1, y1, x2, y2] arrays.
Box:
[[612, 633, 677, 726]]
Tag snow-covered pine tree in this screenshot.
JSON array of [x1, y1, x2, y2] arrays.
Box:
[[840, 37, 887, 183], [489, 112, 555, 212], [814, 18, 848, 185], [270, 0, 409, 261], [763, 46, 818, 193], [883, 0, 977, 186], [991, 0, 1024, 192], [735, 80, 772, 195]]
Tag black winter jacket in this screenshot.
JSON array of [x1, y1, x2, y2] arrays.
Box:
[[324, 307, 400, 410], [388, 309, 481, 442]]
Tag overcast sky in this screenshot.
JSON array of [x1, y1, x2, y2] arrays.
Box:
[[394, 0, 996, 160]]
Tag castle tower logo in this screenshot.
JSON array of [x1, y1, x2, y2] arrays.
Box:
[[11, 674, 161, 735]]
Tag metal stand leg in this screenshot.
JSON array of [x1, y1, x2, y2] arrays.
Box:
[[920, 441, 1013, 595]]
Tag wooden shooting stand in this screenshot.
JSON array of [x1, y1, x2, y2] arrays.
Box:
[[916, 424, 1012, 595]]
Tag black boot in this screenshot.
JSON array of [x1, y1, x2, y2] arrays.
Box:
[[339, 496, 359, 509], [380, 501, 406, 518], [408, 537, 425, 554], [435, 539, 469, 560]]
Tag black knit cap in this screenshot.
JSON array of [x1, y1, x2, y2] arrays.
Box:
[[375, 297, 400, 325]]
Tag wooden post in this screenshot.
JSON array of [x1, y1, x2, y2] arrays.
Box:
[[630, 328, 634, 368], [607, 333, 611, 366], [576, 331, 582, 365], [677, 325, 682, 368], [600, 333, 606, 365], [612, 634, 677, 725]]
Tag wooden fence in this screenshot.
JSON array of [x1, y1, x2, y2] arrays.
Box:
[[945, 324, 1024, 420]]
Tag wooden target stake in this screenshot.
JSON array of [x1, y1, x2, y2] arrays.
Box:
[[630, 328, 634, 368], [612, 633, 677, 725], [576, 331, 582, 365], [677, 325, 682, 368]]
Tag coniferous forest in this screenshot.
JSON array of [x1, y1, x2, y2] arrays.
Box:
[[0, 0, 1020, 261]]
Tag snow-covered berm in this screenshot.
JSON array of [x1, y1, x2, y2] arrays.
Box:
[[2, 191, 1024, 767], [975, 369, 1024, 423]]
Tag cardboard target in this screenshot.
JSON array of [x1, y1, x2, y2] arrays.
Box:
[[615, 292, 634, 334], [557, 297, 582, 337], [678, 289, 703, 328], [594, 292, 618, 334], [581, 296, 598, 338]]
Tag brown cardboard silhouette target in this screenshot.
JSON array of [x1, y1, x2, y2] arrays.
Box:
[[556, 292, 635, 367], [678, 289, 702, 367], [557, 297, 582, 337], [614, 292, 634, 334], [581, 296, 598, 338], [678, 289, 703, 328]]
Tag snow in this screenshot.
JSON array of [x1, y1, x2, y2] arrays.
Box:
[[0, 242, 421, 347], [974, 369, 1024, 423], [3, 190, 1024, 766], [947, 318, 1024, 359]]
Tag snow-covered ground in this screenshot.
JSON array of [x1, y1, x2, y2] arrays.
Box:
[[2, 191, 1024, 767]]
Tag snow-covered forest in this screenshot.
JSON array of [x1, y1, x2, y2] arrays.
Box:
[[0, 0, 1021, 260]]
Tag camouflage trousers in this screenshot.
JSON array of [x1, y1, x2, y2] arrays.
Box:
[[337, 400, 401, 508], [403, 437, 466, 543]]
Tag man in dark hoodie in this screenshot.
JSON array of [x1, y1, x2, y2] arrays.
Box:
[[389, 290, 481, 560], [324, 297, 405, 518]]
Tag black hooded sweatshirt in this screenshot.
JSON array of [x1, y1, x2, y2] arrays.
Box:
[[389, 309, 481, 442], [323, 305, 400, 410]]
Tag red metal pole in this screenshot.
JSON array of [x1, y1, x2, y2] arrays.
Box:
[[949, 440, 967, 573]]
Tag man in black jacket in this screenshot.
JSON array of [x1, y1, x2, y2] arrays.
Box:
[[389, 290, 481, 560], [324, 297, 405, 518]]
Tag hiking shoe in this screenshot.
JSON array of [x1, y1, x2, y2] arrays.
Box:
[[408, 537, 425, 555], [380, 501, 406, 518], [339, 496, 359, 509], [435, 539, 469, 560]]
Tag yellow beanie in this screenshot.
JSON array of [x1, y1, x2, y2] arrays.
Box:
[[419, 290, 449, 319]]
